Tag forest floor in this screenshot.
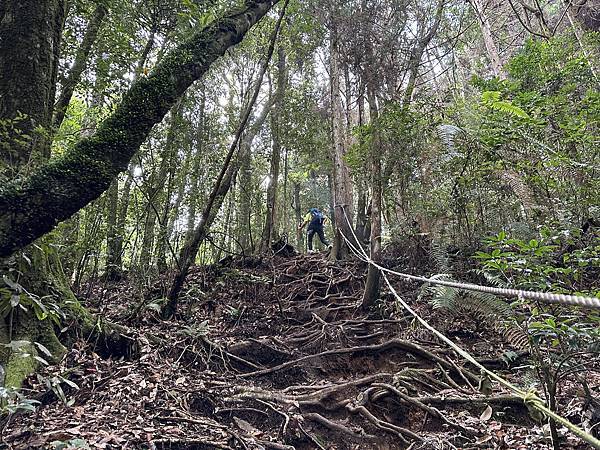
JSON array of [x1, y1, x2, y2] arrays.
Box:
[[1, 248, 598, 449]]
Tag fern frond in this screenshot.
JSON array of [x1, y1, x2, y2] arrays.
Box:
[[430, 242, 451, 273], [473, 269, 508, 288], [436, 124, 464, 155], [463, 290, 512, 318], [420, 273, 513, 322], [491, 101, 530, 120], [418, 273, 458, 310]]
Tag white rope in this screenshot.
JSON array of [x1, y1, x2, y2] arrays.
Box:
[[368, 262, 600, 309], [336, 208, 600, 448], [335, 207, 600, 309]]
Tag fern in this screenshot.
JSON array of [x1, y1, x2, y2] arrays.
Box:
[[473, 268, 508, 288], [481, 90, 530, 120], [490, 101, 530, 120], [436, 124, 464, 155], [418, 274, 458, 309], [429, 242, 451, 273], [419, 273, 530, 350], [466, 290, 513, 318]]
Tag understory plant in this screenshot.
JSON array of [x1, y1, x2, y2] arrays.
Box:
[[473, 227, 600, 446]]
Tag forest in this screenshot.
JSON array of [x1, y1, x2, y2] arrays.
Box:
[[0, 0, 599, 448]]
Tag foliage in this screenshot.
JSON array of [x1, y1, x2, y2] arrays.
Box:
[[1, 275, 64, 324], [0, 386, 41, 415], [474, 228, 600, 295]]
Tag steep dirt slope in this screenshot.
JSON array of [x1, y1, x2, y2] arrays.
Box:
[[2, 253, 597, 449]]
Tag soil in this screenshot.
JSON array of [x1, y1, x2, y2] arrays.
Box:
[[1, 251, 598, 449]]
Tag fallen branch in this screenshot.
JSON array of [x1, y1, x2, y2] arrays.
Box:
[[303, 412, 376, 440]]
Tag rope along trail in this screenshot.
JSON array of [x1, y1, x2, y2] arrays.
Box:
[[337, 207, 600, 449]]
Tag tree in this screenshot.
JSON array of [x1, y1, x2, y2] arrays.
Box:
[[329, 22, 356, 259], [0, 0, 280, 387], [259, 47, 288, 253], [163, 0, 290, 317]]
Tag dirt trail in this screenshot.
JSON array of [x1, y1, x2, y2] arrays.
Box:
[[2, 252, 595, 449]]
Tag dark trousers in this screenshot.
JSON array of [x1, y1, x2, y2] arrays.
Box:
[[307, 226, 328, 250]]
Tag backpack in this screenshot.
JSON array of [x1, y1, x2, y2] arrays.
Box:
[[310, 208, 324, 225]]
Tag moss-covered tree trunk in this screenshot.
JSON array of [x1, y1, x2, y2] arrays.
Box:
[[0, 0, 280, 387], [0, 0, 281, 258], [0, 0, 69, 388], [0, 0, 66, 172]]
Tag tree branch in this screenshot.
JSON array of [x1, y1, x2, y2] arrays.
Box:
[[0, 0, 279, 258]]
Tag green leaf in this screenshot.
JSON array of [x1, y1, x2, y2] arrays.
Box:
[[34, 342, 52, 357], [34, 356, 49, 366]]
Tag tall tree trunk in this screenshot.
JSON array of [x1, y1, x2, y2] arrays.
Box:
[[0, 0, 68, 388], [0, 0, 66, 173], [53, 3, 108, 130], [0, 0, 281, 258], [260, 47, 287, 253], [185, 89, 207, 244], [362, 90, 382, 309], [469, 0, 506, 78], [329, 26, 356, 259]]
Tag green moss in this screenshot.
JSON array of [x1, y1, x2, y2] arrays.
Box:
[[4, 342, 37, 389]]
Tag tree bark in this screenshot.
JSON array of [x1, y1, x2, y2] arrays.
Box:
[[0, 0, 280, 258], [259, 47, 288, 253], [0, 0, 68, 388], [0, 0, 67, 173], [329, 25, 356, 260], [53, 3, 108, 130], [361, 89, 382, 309]]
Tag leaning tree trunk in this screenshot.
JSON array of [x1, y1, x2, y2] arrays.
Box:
[[0, 0, 281, 258]]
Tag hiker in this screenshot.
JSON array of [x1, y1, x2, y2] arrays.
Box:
[[298, 208, 332, 252]]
